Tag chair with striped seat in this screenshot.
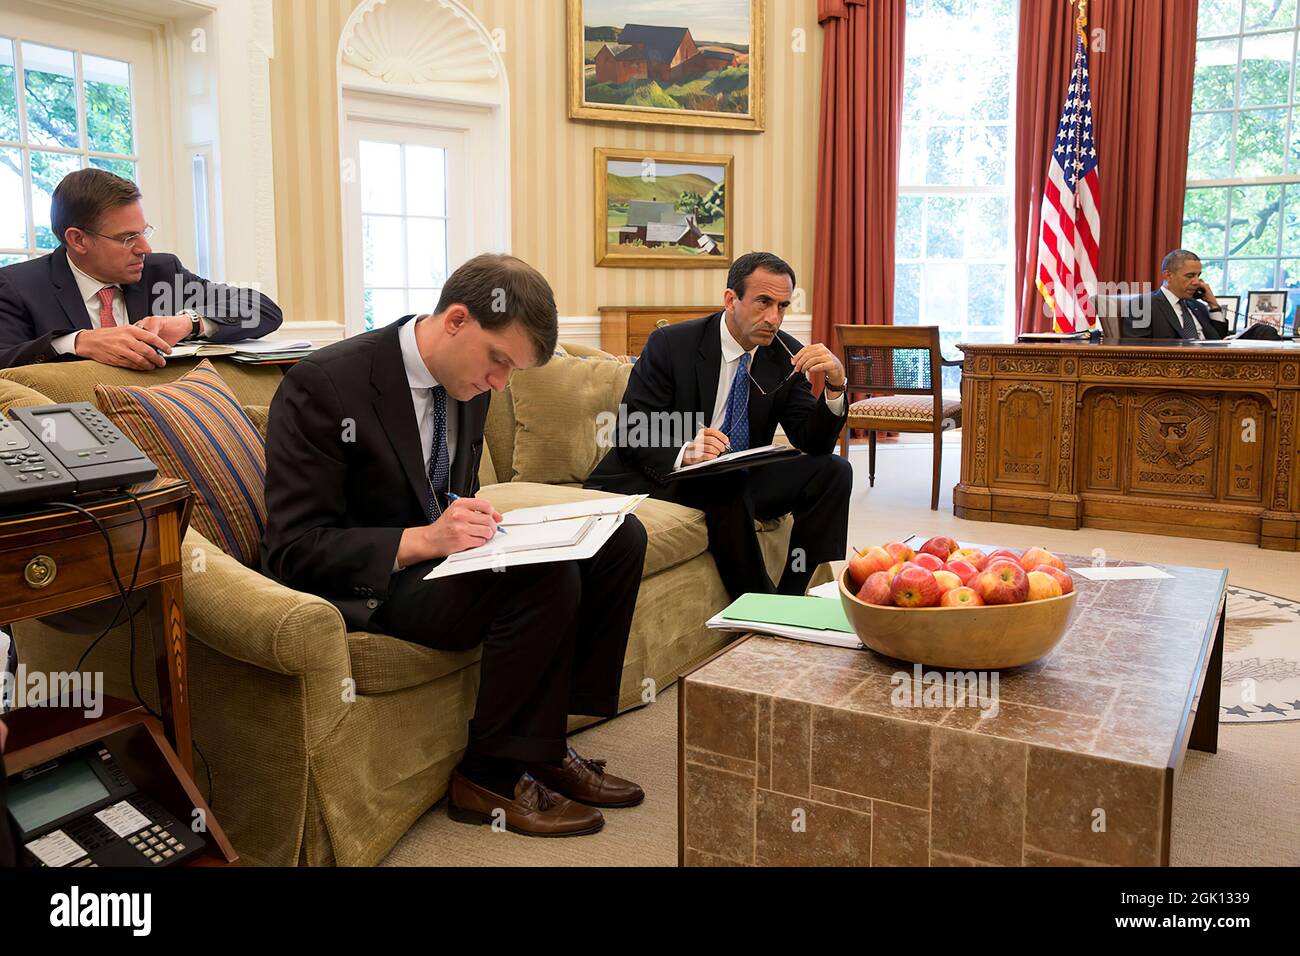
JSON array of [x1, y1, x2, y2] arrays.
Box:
[[834, 324, 963, 510]]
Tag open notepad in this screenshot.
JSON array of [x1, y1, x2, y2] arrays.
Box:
[[706, 593, 864, 650], [668, 443, 801, 479]]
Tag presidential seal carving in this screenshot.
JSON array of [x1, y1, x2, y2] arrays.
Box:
[[1137, 395, 1215, 470]]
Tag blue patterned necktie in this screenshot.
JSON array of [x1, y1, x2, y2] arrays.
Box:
[[426, 385, 450, 521], [720, 353, 751, 452], [1178, 300, 1200, 340]]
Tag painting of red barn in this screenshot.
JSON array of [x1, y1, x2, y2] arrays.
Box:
[[569, 0, 764, 132], [594, 148, 734, 269]]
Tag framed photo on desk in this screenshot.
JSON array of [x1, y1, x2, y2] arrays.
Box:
[[1245, 289, 1287, 333], [1217, 295, 1240, 331]]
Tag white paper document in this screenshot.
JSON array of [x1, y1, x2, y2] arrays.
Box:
[[94, 800, 153, 838], [25, 830, 86, 867], [670, 443, 795, 476], [231, 337, 314, 353], [1074, 565, 1174, 581], [705, 613, 864, 650], [498, 494, 647, 526], [808, 580, 842, 600]]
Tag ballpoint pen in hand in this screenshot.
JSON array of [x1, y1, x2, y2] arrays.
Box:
[[445, 493, 507, 533]]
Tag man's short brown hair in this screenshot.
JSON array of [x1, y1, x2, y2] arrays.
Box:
[[434, 254, 558, 366], [50, 168, 142, 247]]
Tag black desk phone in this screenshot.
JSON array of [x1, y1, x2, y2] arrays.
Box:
[[0, 402, 157, 508], [8, 740, 206, 867]]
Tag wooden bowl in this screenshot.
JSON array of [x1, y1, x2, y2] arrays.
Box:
[[837, 567, 1078, 669]]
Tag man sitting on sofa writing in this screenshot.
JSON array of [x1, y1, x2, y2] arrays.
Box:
[[586, 251, 852, 599], [0, 168, 282, 371], [262, 254, 648, 838]]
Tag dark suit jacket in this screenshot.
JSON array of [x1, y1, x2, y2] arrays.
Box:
[[261, 316, 489, 631], [1122, 290, 1228, 341], [586, 312, 848, 495], [0, 247, 283, 370]]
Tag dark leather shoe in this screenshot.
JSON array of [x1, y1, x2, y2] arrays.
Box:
[[522, 746, 645, 808], [447, 769, 605, 837]]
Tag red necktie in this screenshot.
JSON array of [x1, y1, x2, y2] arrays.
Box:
[[96, 286, 119, 328]]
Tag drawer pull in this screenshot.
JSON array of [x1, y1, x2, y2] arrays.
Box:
[[24, 555, 57, 589]]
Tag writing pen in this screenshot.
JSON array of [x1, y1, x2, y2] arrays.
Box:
[[445, 493, 507, 533]]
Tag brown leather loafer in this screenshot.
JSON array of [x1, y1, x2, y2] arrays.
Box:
[[447, 769, 605, 837], [522, 746, 645, 808]]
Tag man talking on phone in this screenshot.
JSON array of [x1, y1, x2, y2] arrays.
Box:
[[1123, 249, 1230, 340], [585, 251, 851, 599]]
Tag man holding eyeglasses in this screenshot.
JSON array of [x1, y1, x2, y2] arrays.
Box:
[[0, 168, 282, 370], [586, 251, 852, 598]]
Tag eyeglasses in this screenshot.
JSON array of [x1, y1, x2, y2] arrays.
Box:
[[747, 334, 801, 397], [84, 224, 155, 249]]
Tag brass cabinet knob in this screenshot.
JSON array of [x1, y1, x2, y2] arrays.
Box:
[[24, 554, 57, 589]]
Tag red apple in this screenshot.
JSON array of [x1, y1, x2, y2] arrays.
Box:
[[1033, 564, 1074, 595], [891, 566, 941, 607], [975, 563, 1029, 605], [1019, 547, 1065, 572], [885, 560, 917, 584], [940, 586, 985, 608], [932, 569, 962, 595], [857, 570, 893, 606], [951, 547, 987, 571], [986, 549, 1021, 566], [919, 535, 960, 559], [913, 552, 945, 572], [944, 559, 980, 586], [848, 546, 893, 587], [884, 542, 915, 564], [1026, 570, 1064, 601]]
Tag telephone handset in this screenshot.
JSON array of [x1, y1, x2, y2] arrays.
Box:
[[0, 402, 156, 508]]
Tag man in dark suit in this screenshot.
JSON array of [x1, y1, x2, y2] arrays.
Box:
[[1122, 249, 1230, 341], [586, 252, 852, 599], [0, 718, 14, 867], [0, 168, 282, 370], [262, 254, 648, 838]]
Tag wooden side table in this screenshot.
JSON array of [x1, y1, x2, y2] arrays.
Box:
[[0, 478, 195, 774]]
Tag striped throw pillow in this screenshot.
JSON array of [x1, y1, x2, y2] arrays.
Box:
[[94, 360, 267, 567]]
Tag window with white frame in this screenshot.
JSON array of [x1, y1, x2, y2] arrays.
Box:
[[357, 138, 450, 331], [1183, 0, 1300, 318], [895, 0, 1017, 393], [0, 36, 137, 265]]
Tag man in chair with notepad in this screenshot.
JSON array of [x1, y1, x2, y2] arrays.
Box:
[[586, 251, 852, 599], [262, 254, 648, 839]]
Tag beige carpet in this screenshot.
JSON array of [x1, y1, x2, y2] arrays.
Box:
[[382, 442, 1300, 867]]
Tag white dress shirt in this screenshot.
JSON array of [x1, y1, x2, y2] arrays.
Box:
[[399, 314, 458, 473], [1161, 285, 1213, 340], [673, 318, 847, 468], [50, 257, 131, 355]]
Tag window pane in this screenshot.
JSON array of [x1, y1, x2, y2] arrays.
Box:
[[1227, 257, 1278, 295], [968, 57, 1010, 121], [896, 195, 922, 259], [902, 56, 923, 122], [1193, 38, 1239, 109], [22, 42, 77, 149], [923, 261, 965, 324], [29, 149, 80, 249], [1236, 107, 1287, 174], [360, 140, 401, 214], [89, 156, 134, 180], [1187, 112, 1234, 179], [967, 264, 1006, 328], [899, 126, 924, 186], [0, 39, 17, 142], [364, 288, 407, 331], [1200, 258, 1227, 291], [406, 217, 447, 288], [1280, 256, 1300, 287], [925, 59, 967, 122], [1240, 32, 1292, 105], [970, 196, 1009, 256], [362, 215, 404, 286], [925, 125, 963, 185], [0, 146, 26, 247], [1282, 184, 1300, 254], [0, 253, 26, 266], [1199, 0, 1243, 35], [1244, 0, 1296, 32], [968, 124, 1007, 186], [1229, 184, 1283, 255], [894, 262, 920, 325], [1183, 186, 1231, 257], [925, 196, 967, 258], [404, 145, 445, 218], [83, 54, 133, 155]]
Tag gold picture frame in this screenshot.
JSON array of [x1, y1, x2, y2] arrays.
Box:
[[594, 147, 734, 269], [568, 0, 765, 132]]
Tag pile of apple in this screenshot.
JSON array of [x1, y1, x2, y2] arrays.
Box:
[[847, 536, 1074, 609]]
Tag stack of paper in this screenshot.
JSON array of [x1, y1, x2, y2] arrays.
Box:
[[231, 338, 315, 363], [423, 495, 645, 580], [706, 593, 863, 650]]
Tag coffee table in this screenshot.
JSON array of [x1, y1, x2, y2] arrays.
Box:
[[678, 554, 1226, 866]]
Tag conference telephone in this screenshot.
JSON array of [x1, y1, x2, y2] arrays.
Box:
[[8, 740, 206, 868], [0, 402, 156, 508]]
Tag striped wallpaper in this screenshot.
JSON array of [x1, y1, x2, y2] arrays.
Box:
[[268, 0, 823, 326]]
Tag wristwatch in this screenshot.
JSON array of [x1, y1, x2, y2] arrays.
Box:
[[824, 380, 847, 395], [181, 309, 203, 340]]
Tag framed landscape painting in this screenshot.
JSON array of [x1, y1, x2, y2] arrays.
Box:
[[568, 0, 765, 131], [594, 148, 733, 269]]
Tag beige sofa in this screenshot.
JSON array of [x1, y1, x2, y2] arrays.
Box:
[[1, 346, 793, 866]]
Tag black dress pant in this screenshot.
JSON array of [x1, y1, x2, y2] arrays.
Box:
[[374, 517, 646, 764], [670, 454, 852, 599], [0, 749, 16, 867]]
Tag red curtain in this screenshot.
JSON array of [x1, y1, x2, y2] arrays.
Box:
[[1014, 0, 1199, 333], [812, 0, 907, 347]]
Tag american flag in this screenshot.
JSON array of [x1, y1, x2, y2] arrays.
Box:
[[1035, 19, 1100, 333]]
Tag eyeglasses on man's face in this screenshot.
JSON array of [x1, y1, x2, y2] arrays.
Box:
[[85, 224, 156, 249]]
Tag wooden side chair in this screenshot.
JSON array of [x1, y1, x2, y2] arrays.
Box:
[[834, 324, 963, 510]]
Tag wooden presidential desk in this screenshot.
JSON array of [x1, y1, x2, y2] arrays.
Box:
[[954, 339, 1300, 550]]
